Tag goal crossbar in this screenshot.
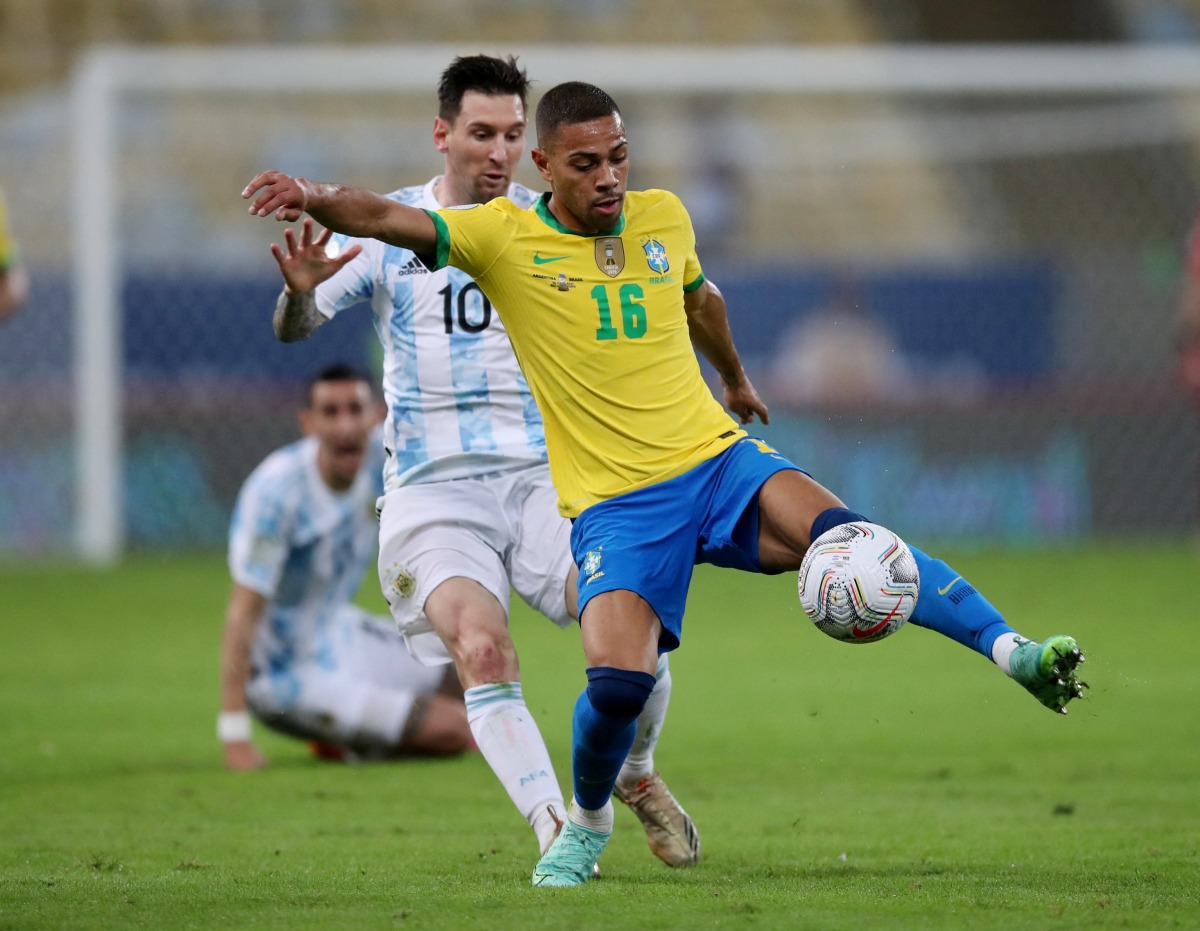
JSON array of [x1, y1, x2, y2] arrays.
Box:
[[71, 43, 1200, 563]]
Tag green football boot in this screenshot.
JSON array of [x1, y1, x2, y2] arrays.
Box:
[[532, 810, 610, 888], [1010, 635, 1087, 714]]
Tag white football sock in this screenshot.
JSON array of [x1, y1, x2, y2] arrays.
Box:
[[617, 654, 671, 788], [464, 682, 565, 852], [568, 798, 614, 833], [990, 632, 1024, 676], [532, 802, 568, 855]]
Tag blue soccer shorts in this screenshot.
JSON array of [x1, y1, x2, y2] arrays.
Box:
[[570, 436, 802, 652]]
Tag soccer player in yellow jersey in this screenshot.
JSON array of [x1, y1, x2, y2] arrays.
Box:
[[244, 80, 1088, 887], [255, 58, 699, 873], [0, 186, 28, 321]]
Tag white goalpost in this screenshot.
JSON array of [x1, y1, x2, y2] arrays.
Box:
[[69, 43, 1200, 563]]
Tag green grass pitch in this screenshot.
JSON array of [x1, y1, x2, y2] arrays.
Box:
[[1, 543, 1197, 930]]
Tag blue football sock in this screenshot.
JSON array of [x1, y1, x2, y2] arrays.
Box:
[[571, 668, 655, 811], [908, 546, 1015, 658], [809, 508, 1014, 661], [810, 507, 868, 543]]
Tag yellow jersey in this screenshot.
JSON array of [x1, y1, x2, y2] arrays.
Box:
[[0, 189, 16, 272], [427, 190, 745, 517]]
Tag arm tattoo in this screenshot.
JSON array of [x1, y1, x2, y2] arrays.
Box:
[[273, 288, 325, 343]]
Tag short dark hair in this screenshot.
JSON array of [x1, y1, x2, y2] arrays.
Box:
[[305, 363, 372, 406], [437, 54, 530, 123], [535, 82, 621, 149]]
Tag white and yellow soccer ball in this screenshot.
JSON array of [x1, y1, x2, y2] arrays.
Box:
[[798, 521, 920, 644]]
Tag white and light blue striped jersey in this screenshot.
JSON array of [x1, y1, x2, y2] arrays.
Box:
[[315, 177, 548, 491], [228, 430, 385, 673]]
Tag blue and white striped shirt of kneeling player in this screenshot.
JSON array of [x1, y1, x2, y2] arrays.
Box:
[[315, 178, 548, 491], [228, 429, 385, 687]]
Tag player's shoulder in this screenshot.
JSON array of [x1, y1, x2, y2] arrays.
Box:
[[241, 438, 313, 503], [465, 189, 538, 219], [436, 193, 530, 234], [506, 182, 543, 211], [476, 196, 528, 219], [385, 182, 431, 207], [625, 190, 694, 244], [627, 189, 686, 214]]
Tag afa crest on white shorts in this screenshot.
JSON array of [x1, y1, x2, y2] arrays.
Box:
[[384, 562, 417, 599]]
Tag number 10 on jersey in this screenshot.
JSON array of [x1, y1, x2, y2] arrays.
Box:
[[440, 283, 492, 334]]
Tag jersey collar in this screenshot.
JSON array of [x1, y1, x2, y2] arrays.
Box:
[[535, 192, 626, 237]]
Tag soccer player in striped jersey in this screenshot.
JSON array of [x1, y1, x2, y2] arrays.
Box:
[[219, 365, 474, 768], [254, 57, 698, 869], [243, 80, 1085, 887]]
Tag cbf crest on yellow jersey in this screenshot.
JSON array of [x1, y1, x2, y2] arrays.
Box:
[[425, 190, 745, 517]]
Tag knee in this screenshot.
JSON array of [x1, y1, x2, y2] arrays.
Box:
[[426, 582, 518, 683], [585, 666, 657, 719], [454, 622, 518, 683]]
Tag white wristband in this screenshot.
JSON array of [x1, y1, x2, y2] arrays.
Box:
[[217, 711, 253, 743]]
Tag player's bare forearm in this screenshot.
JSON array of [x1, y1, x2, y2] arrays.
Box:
[[243, 170, 437, 253], [219, 586, 268, 769], [219, 585, 265, 714], [684, 280, 743, 382], [684, 279, 769, 424], [302, 182, 423, 245], [273, 288, 324, 343]]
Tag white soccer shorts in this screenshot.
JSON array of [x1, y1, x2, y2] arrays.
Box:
[[245, 605, 447, 750], [376, 463, 576, 665]]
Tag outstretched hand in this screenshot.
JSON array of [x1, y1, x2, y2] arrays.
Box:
[[269, 217, 363, 294], [243, 169, 311, 222], [723, 375, 770, 426]]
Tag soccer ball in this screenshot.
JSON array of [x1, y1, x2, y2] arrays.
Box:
[[798, 521, 920, 644]]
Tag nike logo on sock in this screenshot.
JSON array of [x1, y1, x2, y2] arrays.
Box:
[[937, 576, 964, 596]]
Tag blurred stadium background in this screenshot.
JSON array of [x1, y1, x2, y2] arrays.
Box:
[[1, 0, 1200, 561]]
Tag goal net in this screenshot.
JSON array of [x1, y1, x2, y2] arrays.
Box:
[[2, 44, 1198, 560]]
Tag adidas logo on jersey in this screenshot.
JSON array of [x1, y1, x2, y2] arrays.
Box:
[[394, 256, 427, 277]]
